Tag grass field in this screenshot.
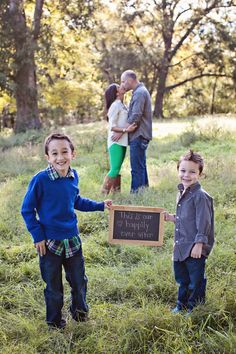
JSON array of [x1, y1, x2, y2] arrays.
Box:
[[0, 115, 236, 353]]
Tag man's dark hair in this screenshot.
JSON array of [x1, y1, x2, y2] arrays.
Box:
[[44, 133, 75, 155], [177, 150, 204, 173], [104, 83, 119, 113]]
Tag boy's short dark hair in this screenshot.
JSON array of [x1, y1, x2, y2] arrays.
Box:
[[44, 133, 75, 155], [177, 150, 204, 173]]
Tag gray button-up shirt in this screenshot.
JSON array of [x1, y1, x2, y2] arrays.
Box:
[[127, 83, 152, 142], [174, 182, 214, 262]]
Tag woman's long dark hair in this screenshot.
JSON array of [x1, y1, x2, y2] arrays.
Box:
[[105, 83, 119, 120]]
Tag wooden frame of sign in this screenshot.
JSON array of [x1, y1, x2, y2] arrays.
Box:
[[109, 205, 164, 246]]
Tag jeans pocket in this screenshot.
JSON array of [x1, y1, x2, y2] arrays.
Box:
[[140, 139, 149, 150]]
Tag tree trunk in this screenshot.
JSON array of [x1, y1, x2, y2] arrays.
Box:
[[153, 59, 169, 119], [9, 0, 42, 133], [153, 1, 173, 119], [14, 50, 41, 133], [210, 77, 218, 115], [153, 87, 165, 119]]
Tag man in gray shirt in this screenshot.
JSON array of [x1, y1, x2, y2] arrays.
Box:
[[119, 70, 152, 192]]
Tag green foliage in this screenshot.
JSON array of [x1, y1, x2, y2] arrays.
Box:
[[0, 0, 100, 131], [93, 0, 236, 118], [0, 117, 236, 353], [1, 0, 236, 128]]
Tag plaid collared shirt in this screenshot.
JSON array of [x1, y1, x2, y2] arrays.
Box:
[[46, 164, 80, 258], [46, 164, 75, 180], [46, 236, 81, 258]]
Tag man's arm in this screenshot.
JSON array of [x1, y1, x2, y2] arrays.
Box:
[[127, 91, 146, 124]]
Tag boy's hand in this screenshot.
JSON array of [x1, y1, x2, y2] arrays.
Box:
[[104, 200, 112, 210], [191, 243, 203, 258], [163, 212, 176, 223], [35, 240, 46, 256]]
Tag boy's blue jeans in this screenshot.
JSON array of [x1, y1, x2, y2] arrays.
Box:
[[39, 245, 88, 327], [130, 136, 149, 193], [174, 256, 206, 311]]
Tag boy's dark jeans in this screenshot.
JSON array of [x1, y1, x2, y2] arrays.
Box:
[[39, 246, 88, 327], [130, 136, 149, 193], [174, 256, 206, 311]]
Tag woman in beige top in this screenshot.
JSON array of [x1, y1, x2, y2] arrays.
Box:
[[101, 83, 136, 194]]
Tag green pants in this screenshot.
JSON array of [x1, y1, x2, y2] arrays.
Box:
[[108, 144, 127, 178]]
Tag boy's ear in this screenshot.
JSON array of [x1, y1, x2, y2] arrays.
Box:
[[72, 150, 76, 159], [45, 154, 49, 162]]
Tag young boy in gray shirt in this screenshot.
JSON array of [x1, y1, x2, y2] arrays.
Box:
[[164, 150, 214, 313]]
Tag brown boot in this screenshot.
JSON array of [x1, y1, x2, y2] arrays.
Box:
[[112, 175, 121, 193], [101, 175, 115, 195]]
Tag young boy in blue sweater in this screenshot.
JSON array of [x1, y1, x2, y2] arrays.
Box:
[[21, 133, 112, 329], [164, 150, 214, 313]]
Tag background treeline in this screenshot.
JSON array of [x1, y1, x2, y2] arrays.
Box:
[[0, 0, 235, 132]]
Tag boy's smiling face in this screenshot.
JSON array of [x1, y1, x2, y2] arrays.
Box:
[[178, 160, 201, 189], [46, 139, 75, 177]]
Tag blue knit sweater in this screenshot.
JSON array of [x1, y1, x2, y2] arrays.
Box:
[[21, 169, 104, 243]]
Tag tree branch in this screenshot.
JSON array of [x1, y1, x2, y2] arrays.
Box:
[[173, 7, 192, 24], [33, 0, 44, 39], [129, 25, 160, 70], [8, 0, 27, 39], [170, 0, 222, 59], [170, 16, 202, 60], [169, 53, 200, 68], [165, 73, 231, 92], [171, 0, 182, 13]]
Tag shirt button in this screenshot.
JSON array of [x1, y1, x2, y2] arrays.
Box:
[[176, 216, 179, 219], [178, 204, 181, 207], [176, 229, 179, 231]]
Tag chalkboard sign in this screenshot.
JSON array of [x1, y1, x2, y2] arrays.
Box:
[[109, 205, 164, 246]]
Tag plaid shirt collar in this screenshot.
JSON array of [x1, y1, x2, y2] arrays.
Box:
[[46, 164, 75, 181]]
